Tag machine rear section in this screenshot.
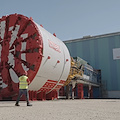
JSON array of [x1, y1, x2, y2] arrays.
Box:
[[60, 57, 101, 99], [0, 14, 71, 100]]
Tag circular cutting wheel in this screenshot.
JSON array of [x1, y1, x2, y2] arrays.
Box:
[[0, 14, 43, 96]]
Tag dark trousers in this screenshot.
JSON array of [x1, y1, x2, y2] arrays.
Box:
[[16, 89, 29, 104]]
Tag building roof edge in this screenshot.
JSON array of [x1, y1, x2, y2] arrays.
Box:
[[64, 32, 120, 43]]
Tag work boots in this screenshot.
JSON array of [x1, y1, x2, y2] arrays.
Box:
[[15, 103, 20, 106], [27, 103, 32, 106], [15, 102, 32, 106]]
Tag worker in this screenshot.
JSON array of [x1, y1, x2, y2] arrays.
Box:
[[15, 71, 32, 106]]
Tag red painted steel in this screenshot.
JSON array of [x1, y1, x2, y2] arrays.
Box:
[[0, 14, 70, 100], [0, 14, 43, 100], [77, 84, 84, 99]]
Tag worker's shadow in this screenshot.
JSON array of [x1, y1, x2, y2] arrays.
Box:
[[0, 106, 27, 107]]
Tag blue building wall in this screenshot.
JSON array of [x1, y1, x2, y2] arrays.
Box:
[[64, 33, 120, 97]]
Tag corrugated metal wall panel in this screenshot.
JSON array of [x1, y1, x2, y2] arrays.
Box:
[[108, 36, 118, 90], [64, 34, 120, 94], [97, 37, 111, 90], [114, 36, 120, 90]]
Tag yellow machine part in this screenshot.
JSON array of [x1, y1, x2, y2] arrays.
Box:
[[64, 57, 83, 86]]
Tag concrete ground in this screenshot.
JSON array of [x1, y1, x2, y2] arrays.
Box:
[[0, 99, 120, 120]]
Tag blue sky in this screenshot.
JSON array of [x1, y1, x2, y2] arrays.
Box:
[[1, 0, 120, 41]]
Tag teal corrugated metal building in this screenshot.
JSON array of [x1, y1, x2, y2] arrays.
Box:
[[64, 32, 120, 98]]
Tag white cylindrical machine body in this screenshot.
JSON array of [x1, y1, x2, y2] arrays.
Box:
[[29, 23, 71, 93]]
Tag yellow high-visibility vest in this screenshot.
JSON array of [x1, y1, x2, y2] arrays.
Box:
[[19, 75, 28, 89]]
